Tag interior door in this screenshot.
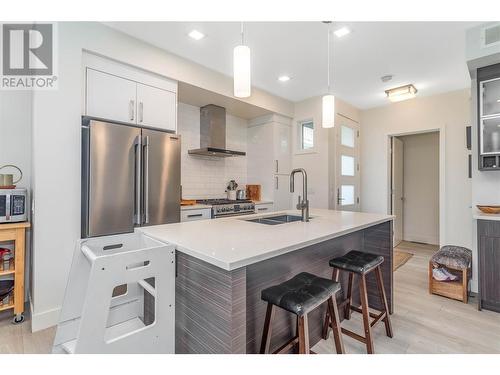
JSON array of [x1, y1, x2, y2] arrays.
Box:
[[391, 137, 404, 246], [335, 117, 360, 211], [86, 69, 137, 124], [87, 121, 141, 237], [142, 129, 181, 226], [137, 83, 177, 132]]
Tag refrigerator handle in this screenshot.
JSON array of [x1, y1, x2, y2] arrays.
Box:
[[134, 136, 142, 225], [143, 135, 150, 224]]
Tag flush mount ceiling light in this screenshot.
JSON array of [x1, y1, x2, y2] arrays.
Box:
[[334, 26, 350, 38], [278, 75, 291, 82], [385, 84, 418, 102], [233, 22, 251, 98], [322, 21, 335, 128], [188, 30, 205, 40]]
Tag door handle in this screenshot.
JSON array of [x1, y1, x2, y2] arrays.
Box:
[[129, 100, 135, 121], [5, 194, 10, 221], [134, 136, 142, 225], [143, 135, 150, 224], [139, 102, 144, 123]]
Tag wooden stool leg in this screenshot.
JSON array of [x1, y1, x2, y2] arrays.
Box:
[[345, 272, 354, 320], [359, 274, 374, 354], [260, 304, 275, 354], [322, 268, 340, 339], [328, 296, 345, 354], [297, 314, 310, 354], [462, 268, 468, 304], [375, 266, 393, 338]]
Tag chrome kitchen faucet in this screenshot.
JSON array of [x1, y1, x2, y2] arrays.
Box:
[[290, 168, 309, 222]]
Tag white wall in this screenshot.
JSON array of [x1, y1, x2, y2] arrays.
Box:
[[0, 91, 32, 300], [360, 89, 474, 289], [178, 102, 247, 199], [29, 22, 293, 331], [399, 132, 440, 245]]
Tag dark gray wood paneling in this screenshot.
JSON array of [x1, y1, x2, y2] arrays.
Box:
[[175, 252, 246, 353], [478, 220, 500, 313]]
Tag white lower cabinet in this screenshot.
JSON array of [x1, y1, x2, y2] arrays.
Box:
[[274, 174, 292, 211], [181, 208, 212, 222], [255, 202, 274, 214]]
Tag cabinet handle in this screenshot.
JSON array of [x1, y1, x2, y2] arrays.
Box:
[[275, 176, 278, 190], [187, 213, 203, 218], [129, 100, 135, 121], [258, 207, 268, 211], [139, 102, 144, 123], [275, 160, 279, 173]]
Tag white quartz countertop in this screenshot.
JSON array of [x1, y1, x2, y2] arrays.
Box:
[[473, 210, 500, 221], [137, 209, 393, 271]]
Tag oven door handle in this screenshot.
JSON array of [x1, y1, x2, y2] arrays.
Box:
[[5, 194, 11, 221]]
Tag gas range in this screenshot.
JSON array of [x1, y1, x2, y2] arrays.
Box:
[[196, 199, 255, 218]]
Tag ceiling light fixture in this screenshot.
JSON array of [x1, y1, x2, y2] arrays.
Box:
[[233, 22, 251, 98], [385, 84, 418, 102], [188, 30, 205, 40], [334, 26, 351, 38], [278, 75, 291, 82], [322, 21, 335, 129]]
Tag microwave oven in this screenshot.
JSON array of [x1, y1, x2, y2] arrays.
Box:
[[0, 188, 27, 223]]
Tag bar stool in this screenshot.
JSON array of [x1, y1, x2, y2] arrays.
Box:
[[322, 250, 393, 354], [260, 272, 345, 354]]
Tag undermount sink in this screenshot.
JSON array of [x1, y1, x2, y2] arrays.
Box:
[[245, 214, 306, 225]]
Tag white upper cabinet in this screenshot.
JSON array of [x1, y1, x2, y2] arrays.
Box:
[[86, 69, 137, 124], [84, 54, 177, 132], [136, 83, 176, 132]]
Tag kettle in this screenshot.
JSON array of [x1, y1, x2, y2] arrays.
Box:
[[0, 165, 22, 188]]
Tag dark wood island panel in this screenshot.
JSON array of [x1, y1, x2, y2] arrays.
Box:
[[172, 220, 392, 354]]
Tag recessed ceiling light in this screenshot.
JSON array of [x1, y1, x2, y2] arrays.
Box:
[[278, 75, 291, 82], [188, 30, 205, 40], [497, 99, 500, 103], [385, 84, 418, 102], [334, 27, 350, 38]]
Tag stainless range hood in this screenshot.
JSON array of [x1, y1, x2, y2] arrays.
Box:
[[188, 104, 246, 157]]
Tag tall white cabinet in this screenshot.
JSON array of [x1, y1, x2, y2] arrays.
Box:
[[247, 114, 293, 211]]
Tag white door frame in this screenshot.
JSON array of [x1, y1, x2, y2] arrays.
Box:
[[387, 127, 446, 246]]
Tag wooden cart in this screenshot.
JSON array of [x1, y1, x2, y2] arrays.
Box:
[[0, 221, 29, 323]]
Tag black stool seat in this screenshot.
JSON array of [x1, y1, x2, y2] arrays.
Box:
[[261, 272, 340, 316], [329, 250, 383, 274]]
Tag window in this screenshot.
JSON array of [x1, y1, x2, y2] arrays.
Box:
[[300, 121, 314, 150]]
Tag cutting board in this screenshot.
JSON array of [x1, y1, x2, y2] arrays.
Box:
[[246, 185, 261, 201]]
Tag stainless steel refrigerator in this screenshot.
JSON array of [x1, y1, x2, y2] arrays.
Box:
[[81, 118, 181, 238]]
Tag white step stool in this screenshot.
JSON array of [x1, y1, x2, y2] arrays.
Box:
[[52, 232, 175, 353]]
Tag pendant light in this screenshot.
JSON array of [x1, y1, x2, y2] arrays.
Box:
[[322, 22, 335, 128], [233, 22, 251, 98]]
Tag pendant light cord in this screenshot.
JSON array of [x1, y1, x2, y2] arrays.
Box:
[[327, 24, 331, 94], [241, 22, 244, 45]]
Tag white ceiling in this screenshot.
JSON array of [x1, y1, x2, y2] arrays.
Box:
[[105, 21, 479, 109]]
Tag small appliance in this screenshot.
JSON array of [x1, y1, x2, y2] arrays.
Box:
[[0, 188, 27, 223]]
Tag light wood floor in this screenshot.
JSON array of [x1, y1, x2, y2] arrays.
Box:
[[314, 241, 500, 354], [1, 241, 500, 354]]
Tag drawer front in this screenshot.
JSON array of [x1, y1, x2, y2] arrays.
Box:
[[181, 209, 211, 222], [255, 203, 274, 213]]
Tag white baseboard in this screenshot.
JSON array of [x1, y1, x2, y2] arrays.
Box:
[[31, 303, 60, 332], [403, 234, 439, 246]]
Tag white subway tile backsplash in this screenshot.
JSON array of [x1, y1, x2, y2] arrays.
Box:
[[178, 102, 248, 199]]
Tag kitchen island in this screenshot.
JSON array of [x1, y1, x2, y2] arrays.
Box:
[[138, 209, 393, 354]]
